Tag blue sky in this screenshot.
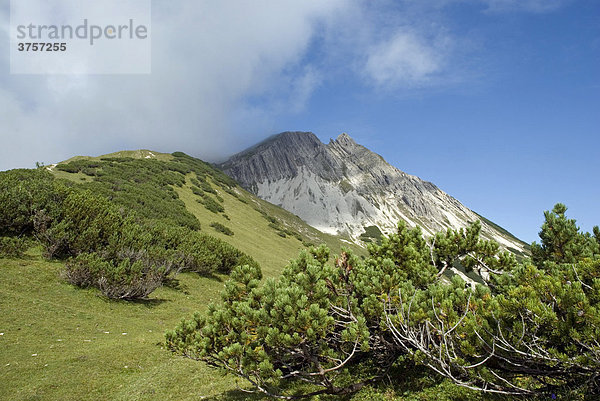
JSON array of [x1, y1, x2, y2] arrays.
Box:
[[1, 0, 598, 243], [267, 0, 600, 243]]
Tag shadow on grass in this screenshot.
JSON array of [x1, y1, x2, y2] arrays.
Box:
[[202, 363, 506, 401], [206, 389, 269, 401], [129, 297, 169, 307], [162, 272, 225, 296], [199, 272, 226, 283], [162, 276, 184, 290], [212, 387, 357, 401], [205, 379, 359, 401], [97, 294, 169, 308]]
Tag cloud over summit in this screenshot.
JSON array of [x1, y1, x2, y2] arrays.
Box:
[[0, 0, 571, 170]]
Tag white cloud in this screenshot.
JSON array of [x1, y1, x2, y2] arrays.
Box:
[[0, 0, 346, 169], [364, 31, 446, 88], [3, 0, 554, 170]]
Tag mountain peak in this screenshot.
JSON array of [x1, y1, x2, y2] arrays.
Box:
[[219, 131, 526, 254], [218, 130, 342, 187], [329, 132, 363, 156], [245, 131, 321, 153], [274, 131, 319, 143], [335, 132, 356, 145]]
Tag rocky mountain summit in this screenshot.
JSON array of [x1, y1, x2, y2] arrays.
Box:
[[219, 131, 526, 254]]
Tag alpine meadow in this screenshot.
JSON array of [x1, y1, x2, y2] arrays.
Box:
[[1, 148, 599, 400], [1, 1, 599, 400]]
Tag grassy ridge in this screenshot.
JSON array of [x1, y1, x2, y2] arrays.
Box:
[[0, 248, 245, 400], [50, 150, 363, 273]]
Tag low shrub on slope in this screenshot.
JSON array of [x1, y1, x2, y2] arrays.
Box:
[[0, 165, 257, 300]]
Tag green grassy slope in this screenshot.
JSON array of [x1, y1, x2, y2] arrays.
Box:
[[0, 248, 245, 400], [0, 150, 369, 400], [0, 150, 500, 400], [0, 248, 490, 401], [49, 150, 363, 274], [174, 174, 359, 276]]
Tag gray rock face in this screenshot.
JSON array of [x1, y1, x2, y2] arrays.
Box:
[[219, 131, 525, 252], [221, 131, 343, 189]]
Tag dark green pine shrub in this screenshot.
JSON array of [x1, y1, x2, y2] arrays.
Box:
[[0, 154, 258, 299], [63, 253, 166, 300], [190, 177, 201, 187], [0, 168, 65, 236], [0, 236, 28, 258], [165, 246, 376, 397], [531, 203, 599, 264], [359, 225, 383, 244], [170, 152, 237, 189], [198, 195, 224, 214], [76, 159, 198, 230], [209, 222, 234, 236], [223, 187, 240, 200], [263, 214, 278, 224], [167, 206, 600, 398], [190, 185, 204, 196], [100, 157, 135, 163], [193, 185, 223, 204], [196, 177, 216, 194], [56, 160, 101, 173], [36, 189, 123, 259], [55, 164, 80, 173], [80, 167, 97, 177], [57, 158, 199, 230], [1, 157, 260, 300], [177, 231, 255, 274]]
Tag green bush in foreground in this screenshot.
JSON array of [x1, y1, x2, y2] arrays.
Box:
[[167, 204, 600, 399]]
